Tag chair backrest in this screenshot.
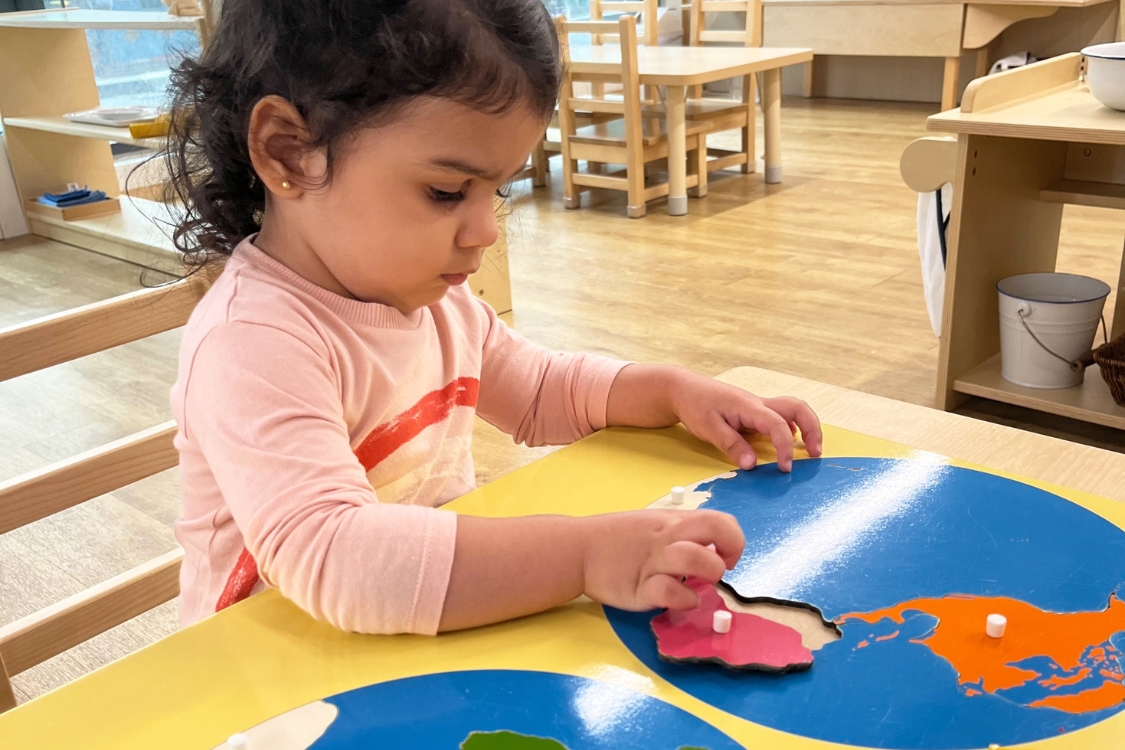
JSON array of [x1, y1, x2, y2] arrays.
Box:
[[0, 271, 212, 713], [900, 137, 957, 193], [556, 15, 643, 137], [689, 0, 763, 47], [589, 0, 658, 46]]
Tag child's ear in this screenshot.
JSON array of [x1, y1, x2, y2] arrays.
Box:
[[247, 95, 326, 197]]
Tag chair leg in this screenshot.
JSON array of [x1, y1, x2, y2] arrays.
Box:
[[626, 161, 646, 218], [531, 139, 548, 187], [692, 137, 708, 198], [562, 156, 581, 209], [1, 655, 17, 713], [741, 74, 757, 174]]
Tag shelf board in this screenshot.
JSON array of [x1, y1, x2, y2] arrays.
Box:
[[954, 353, 1125, 430], [2, 116, 164, 149], [0, 8, 200, 30], [27, 195, 182, 271], [1040, 179, 1125, 211]]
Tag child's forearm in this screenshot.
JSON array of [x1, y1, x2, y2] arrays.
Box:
[[605, 364, 690, 428], [437, 507, 745, 632], [438, 514, 587, 631]]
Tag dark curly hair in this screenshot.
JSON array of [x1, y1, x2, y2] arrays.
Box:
[[159, 0, 560, 269]]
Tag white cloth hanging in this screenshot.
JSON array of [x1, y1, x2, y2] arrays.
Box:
[[916, 183, 952, 337], [989, 52, 1037, 76]]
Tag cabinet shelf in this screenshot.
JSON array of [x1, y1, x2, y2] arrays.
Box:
[[1039, 179, 1125, 211], [0, 9, 200, 31], [2, 116, 164, 149], [953, 354, 1125, 430], [26, 195, 181, 270]]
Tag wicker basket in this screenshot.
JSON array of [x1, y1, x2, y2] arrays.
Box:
[[1093, 333, 1125, 407]]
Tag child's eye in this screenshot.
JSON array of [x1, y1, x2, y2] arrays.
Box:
[[430, 187, 466, 203], [495, 186, 512, 199]]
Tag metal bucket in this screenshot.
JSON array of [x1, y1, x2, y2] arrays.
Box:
[[997, 273, 1109, 389]]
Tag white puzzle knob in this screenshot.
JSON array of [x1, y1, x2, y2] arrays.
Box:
[[986, 614, 1007, 638], [228, 733, 249, 750], [670, 486, 686, 505], [713, 609, 732, 634]]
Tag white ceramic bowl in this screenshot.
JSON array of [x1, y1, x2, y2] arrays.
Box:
[[1083, 42, 1125, 111]]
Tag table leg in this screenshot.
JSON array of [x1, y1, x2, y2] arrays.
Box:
[[936, 134, 1067, 410], [762, 68, 782, 184], [665, 84, 688, 216], [941, 56, 961, 111]]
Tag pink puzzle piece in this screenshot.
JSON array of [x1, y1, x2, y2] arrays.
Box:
[[651, 578, 814, 673]]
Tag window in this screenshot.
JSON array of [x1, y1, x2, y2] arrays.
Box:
[[72, 0, 200, 109]]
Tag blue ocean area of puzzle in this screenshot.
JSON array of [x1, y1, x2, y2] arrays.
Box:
[[605, 458, 1125, 749], [308, 669, 742, 749]]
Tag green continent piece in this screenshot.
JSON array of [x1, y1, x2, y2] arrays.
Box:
[[460, 730, 569, 750]]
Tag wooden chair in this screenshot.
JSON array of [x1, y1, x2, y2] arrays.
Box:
[[900, 136, 957, 194], [669, 0, 763, 174], [557, 15, 711, 218], [590, 0, 660, 47], [0, 272, 212, 712]]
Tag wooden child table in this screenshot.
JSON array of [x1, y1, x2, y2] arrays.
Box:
[[928, 52, 1125, 430], [762, 0, 1120, 111], [567, 45, 813, 215], [1, 367, 1123, 749]]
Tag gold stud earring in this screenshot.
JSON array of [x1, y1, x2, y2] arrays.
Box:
[[281, 180, 292, 189]]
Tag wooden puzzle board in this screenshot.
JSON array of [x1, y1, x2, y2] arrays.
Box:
[[1, 411, 1122, 749]]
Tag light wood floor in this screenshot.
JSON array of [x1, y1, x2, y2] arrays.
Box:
[[2, 97, 1123, 703]]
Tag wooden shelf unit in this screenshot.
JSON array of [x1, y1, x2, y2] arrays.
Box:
[[927, 54, 1125, 431], [954, 354, 1125, 430], [2, 116, 164, 149], [0, 8, 209, 273]]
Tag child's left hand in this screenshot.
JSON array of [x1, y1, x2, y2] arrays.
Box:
[[669, 375, 823, 473], [606, 365, 824, 473]]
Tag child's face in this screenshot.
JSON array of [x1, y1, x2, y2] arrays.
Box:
[[261, 97, 546, 313]]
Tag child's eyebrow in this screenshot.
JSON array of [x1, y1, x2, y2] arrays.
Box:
[[426, 158, 513, 183]]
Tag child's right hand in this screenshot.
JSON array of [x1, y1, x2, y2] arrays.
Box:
[[580, 509, 745, 611]]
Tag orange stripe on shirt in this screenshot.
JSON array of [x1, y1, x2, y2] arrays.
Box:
[[354, 376, 479, 472]]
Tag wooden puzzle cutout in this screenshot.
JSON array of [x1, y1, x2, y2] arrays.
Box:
[[652, 577, 824, 673]]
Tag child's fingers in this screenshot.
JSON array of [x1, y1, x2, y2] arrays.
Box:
[[638, 574, 701, 611], [706, 414, 758, 471], [669, 510, 746, 568], [763, 396, 823, 457], [651, 540, 726, 583], [741, 405, 794, 472]]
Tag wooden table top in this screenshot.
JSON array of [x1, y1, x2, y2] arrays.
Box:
[[568, 45, 813, 86], [929, 82, 1125, 144], [2, 367, 1123, 749]]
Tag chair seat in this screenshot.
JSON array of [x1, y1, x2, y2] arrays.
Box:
[[641, 97, 749, 122], [570, 117, 712, 147]]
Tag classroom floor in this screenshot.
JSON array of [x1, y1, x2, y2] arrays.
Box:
[[2, 97, 1123, 703]]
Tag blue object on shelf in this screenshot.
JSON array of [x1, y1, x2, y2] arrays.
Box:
[[37, 188, 109, 209]]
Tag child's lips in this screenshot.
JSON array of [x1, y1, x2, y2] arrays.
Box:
[[441, 273, 469, 285]]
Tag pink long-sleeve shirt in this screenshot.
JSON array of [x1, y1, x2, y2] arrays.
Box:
[[171, 239, 627, 634]]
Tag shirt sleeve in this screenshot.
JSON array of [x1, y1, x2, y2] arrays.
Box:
[[180, 321, 456, 635], [474, 300, 630, 447]]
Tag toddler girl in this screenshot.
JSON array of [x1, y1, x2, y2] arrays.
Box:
[[167, 0, 822, 634]]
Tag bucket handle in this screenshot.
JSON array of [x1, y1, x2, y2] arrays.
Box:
[[1016, 306, 1109, 374]]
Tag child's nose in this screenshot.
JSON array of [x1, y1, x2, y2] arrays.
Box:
[[455, 200, 499, 250]]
